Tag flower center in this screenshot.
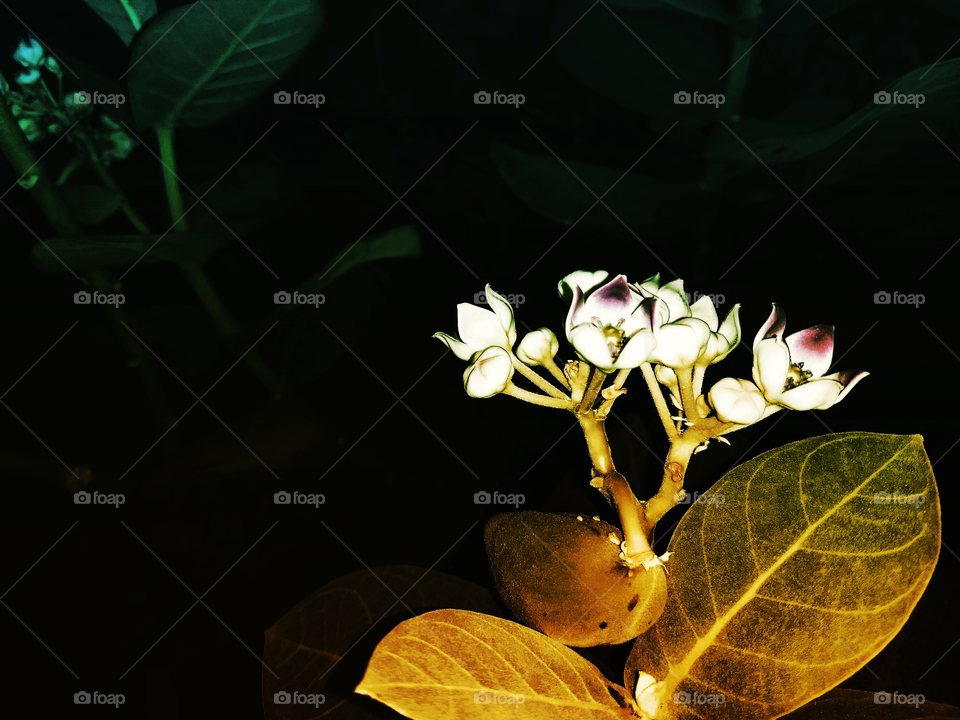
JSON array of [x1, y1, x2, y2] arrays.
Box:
[[783, 361, 814, 390], [592, 316, 627, 358]]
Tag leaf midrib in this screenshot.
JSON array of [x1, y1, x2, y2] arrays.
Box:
[[668, 435, 916, 691]]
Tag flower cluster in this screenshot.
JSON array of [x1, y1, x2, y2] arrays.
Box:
[[1, 38, 135, 172], [434, 271, 868, 433]]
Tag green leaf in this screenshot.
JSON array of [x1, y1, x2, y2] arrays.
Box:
[[290, 224, 421, 298], [568, 0, 732, 26], [490, 141, 717, 239], [33, 233, 230, 273], [357, 609, 637, 719], [127, 0, 324, 129], [626, 432, 940, 719], [263, 567, 501, 720], [58, 185, 124, 226], [705, 58, 960, 166], [84, 0, 157, 45]]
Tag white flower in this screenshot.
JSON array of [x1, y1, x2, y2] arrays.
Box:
[[634, 275, 711, 369], [564, 273, 660, 373], [517, 328, 559, 366], [463, 346, 514, 398], [752, 304, 868, 411], [434, 285, 517, 361]]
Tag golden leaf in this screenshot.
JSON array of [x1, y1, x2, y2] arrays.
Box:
[[357, 608, 637, 719], [626, 433, 940, 720]]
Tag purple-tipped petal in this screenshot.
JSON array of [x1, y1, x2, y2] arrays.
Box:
[[581, 275, 641, 323], [621, 296, 659, 336], [828, 369, 869, 405], [458, 303, 509, 352], [784, 325, 834, 379], [754, 303, 786, 350], [752, 337, 790, 397], [484, 285, 517, 347]]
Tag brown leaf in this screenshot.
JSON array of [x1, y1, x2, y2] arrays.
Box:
[[781, 688, 960, 719], [262, 567, 500, 720], [356, 608, 637, 719], [626, 433, 940, 719]]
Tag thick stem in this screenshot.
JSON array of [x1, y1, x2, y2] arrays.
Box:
[[578, 412, 654, 563], [641, 363, 677, 439], [156, 122, 188, 232], [511, 356, 569, 400], [502, 382, 572, 409], [676, 365, 701, 421], [641, 434, 702, 533]]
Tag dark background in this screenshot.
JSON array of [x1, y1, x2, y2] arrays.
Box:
[[0, 0, 957, 716]]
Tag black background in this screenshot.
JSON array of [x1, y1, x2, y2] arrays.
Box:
[[0, 0, 957, 717]]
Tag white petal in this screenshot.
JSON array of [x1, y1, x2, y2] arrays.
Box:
[[708, 377, 766, 425], [433, 332, 476, 362], [484, 285, 517, 347], [689, 295, 719, 330], [517, 327, 559, 366], [463, 347, 514, 398], [615, 328, 657, 368], [558, 270, 608, 299], [753, 338, 790, 397], [569, 324, 617, 372], [777, 378, 842, 411], [457, 303, 508, 353]]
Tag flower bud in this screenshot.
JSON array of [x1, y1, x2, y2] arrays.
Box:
[[708, 377, 766, 425], [517, 327, 559, 366], [463, 346, 514, 398]]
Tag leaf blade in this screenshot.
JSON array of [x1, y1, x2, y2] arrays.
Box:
[[626, 432, 940, 720], [84, 0, 158, 45], [358, 609, 636, 720]]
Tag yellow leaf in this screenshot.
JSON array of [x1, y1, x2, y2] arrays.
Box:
[[626, 433, 940, 720], [357, 608, 637, 719]]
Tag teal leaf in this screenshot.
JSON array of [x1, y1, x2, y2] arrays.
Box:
[[127, 0, 324, 129], [83, 0, 158, 46]]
